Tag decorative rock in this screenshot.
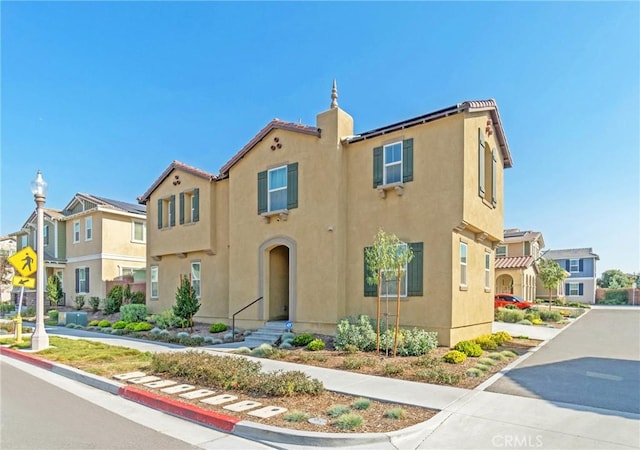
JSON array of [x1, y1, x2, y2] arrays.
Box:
[[308, 417, 327, 425]]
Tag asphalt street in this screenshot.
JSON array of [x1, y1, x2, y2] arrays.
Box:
[[487, 307, 640, 414]]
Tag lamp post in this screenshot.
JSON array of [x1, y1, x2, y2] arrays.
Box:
[[30, 170, 49, 350]]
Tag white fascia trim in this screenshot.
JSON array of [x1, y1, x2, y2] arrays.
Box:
[[62, 207, 146, 222], [66, 253, 146, 264]]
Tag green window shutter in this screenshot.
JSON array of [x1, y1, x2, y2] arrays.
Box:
[[491, 148, 498, 207], [363, 247, 377, 297], [170, 195, 176, 227], [179, 192, 185, 225], [75, 268, 80, 293], [257, 171, 267, 214], [193, 188, 200, 222], [407, 242, 424, 296], [373, 146, 383, 188], [85, 267, 90, 292], [157, 199, 163, 229], [287, 162, 298, 210], [478, 129, 485, 198], [402, 138, 413, 182]]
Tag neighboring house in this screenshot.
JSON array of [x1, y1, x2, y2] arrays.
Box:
[[62, 193, 147, 302], [10, 208, 66, 305], [9, 194, 147, 305], [138, 85, 513, 346], [0, 236, 17, 302], [537, 248, 600, 304], [494, 229, 545, 302]]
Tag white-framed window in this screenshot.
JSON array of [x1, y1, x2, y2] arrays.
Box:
[[383, 141, 403, 185], [77, 267, 89, 293], [191, 261, 201, 298], [20, 235, 28, 248], [132, 220, 146, 243], [485, 252, 491, 289], [43, 225, 49, 246], [150, 266, 158, 298], [73, 221, 80, 243], [85, 217, 93, 241], [568, 282, 580, 296], [381, 243, 409, 298], [496, 245, 507, 257], [460, 242, 468, 287], [268, 166, 287, 212], [569, 259, 580, 272]]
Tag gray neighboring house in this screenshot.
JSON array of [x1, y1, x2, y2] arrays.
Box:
[[539, 248, 600, 304]]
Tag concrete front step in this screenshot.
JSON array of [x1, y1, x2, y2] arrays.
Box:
[[242, 321, 289, 348]]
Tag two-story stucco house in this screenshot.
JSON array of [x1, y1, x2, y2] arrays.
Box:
[[139, 86, 513, 346], [537, 248, 600, 304], [10, 193, 147, 305], [495, 229, 545, 301]]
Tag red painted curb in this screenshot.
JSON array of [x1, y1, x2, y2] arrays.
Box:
[[0, 346, 54, 370], [119, 385, 241, 432]]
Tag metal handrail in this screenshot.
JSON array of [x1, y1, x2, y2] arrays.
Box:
[[231, 296, 263, 341]]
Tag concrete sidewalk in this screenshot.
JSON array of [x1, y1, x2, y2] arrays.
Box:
[[2, 315, 638, 449]]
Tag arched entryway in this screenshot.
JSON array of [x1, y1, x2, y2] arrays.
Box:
[[269, 245, 289, 320], [258, 236, 297, 322], [496, 274, 514, 294]]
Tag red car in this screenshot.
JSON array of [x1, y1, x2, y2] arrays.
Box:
[[494, 294, 534, 310]]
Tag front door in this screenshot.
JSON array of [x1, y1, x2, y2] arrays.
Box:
[[268, 245, 289, 320]]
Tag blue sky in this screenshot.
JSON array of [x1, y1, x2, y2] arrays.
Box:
[[1, 2, 638, 276]]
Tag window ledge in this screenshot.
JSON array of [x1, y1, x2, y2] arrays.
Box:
[[377, 182, 405, 198], [481, 198, 496, 209], [484, 288, 492, 293], [460, 285, 468, 291], [261, 209, 289, 223]]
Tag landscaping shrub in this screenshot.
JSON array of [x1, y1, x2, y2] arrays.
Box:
[[466, 368, 483, 377], [74, 295, 85, 311], [292, 333, 315, 347], [327, 405, 351, 417], [538, 310, 562, 322], [454, 340, 483, 357], [98, 320, 111, 328], [112, 321, 127, 329], [443, 350, 467, 364], [352, 398, 371, 410], [284, 411, 309, 423], [383, 408, 407, 420], [251, 370, 324, 396], [149, 310, 181, 329], [130, 291, 145, 304], [88, 296, 101, 313], [125, 322, 137, 331], [250, 343, 277, 358], [478, 357, 496, 366], [88, 319, 100, 327], [281, 332, 295, 341], [517, 319, 533, 326], [306, 339, 325, 351], [396, 328, 438, 356], [121, 304, 148, 323], [47, 310, 59, 323], [487, 352, 507, 361], [334, 413, 364, 430], [23, 306, 36, 317], [532, 318, 543, 325], [412, 354, 440, 368], [111, 328, 125, 335], [279, 342, 293, 349], [343, 357, 368, 370], [524, 310, 540, 322], [0, 303, 14, 314], [492, 331, 512, 346], [334, 315, 376, 351], [500, 350, 518, 358], [101, 297, 120, 316], [383, 363, 404, 376], [475, 362, 492, 372], [106, 285, 125, 312], [603, 289, 628, 305], [498, 308, 525, 323], [150, 327, 162, 335], [474, 334, 498, 350], [133, 322, 153, 332], [209, 323, 228, 333]]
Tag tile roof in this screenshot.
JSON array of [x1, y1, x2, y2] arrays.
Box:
[[219, 119, 321, 177], [495, 255, 535, 269], [543, 248, 600, 260], [345, 99, 513, 168], [137, 160, 217, 204]]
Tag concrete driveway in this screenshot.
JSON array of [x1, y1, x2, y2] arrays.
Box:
[[487, 306, 640, 415]]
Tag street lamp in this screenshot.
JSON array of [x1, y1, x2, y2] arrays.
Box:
[[30, 170, 49, 350]]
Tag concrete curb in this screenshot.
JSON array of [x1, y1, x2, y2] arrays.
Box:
[[0, 345, 425, 447]]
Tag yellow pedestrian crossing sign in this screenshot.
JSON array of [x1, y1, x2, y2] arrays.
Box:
[[12, 276, 36, 289], [8, 246, 38, 277]]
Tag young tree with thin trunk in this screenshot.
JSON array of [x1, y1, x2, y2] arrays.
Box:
[[537, 258, 568, 310], [365, 229, 413, 356], [173, 274, 200, 333]]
